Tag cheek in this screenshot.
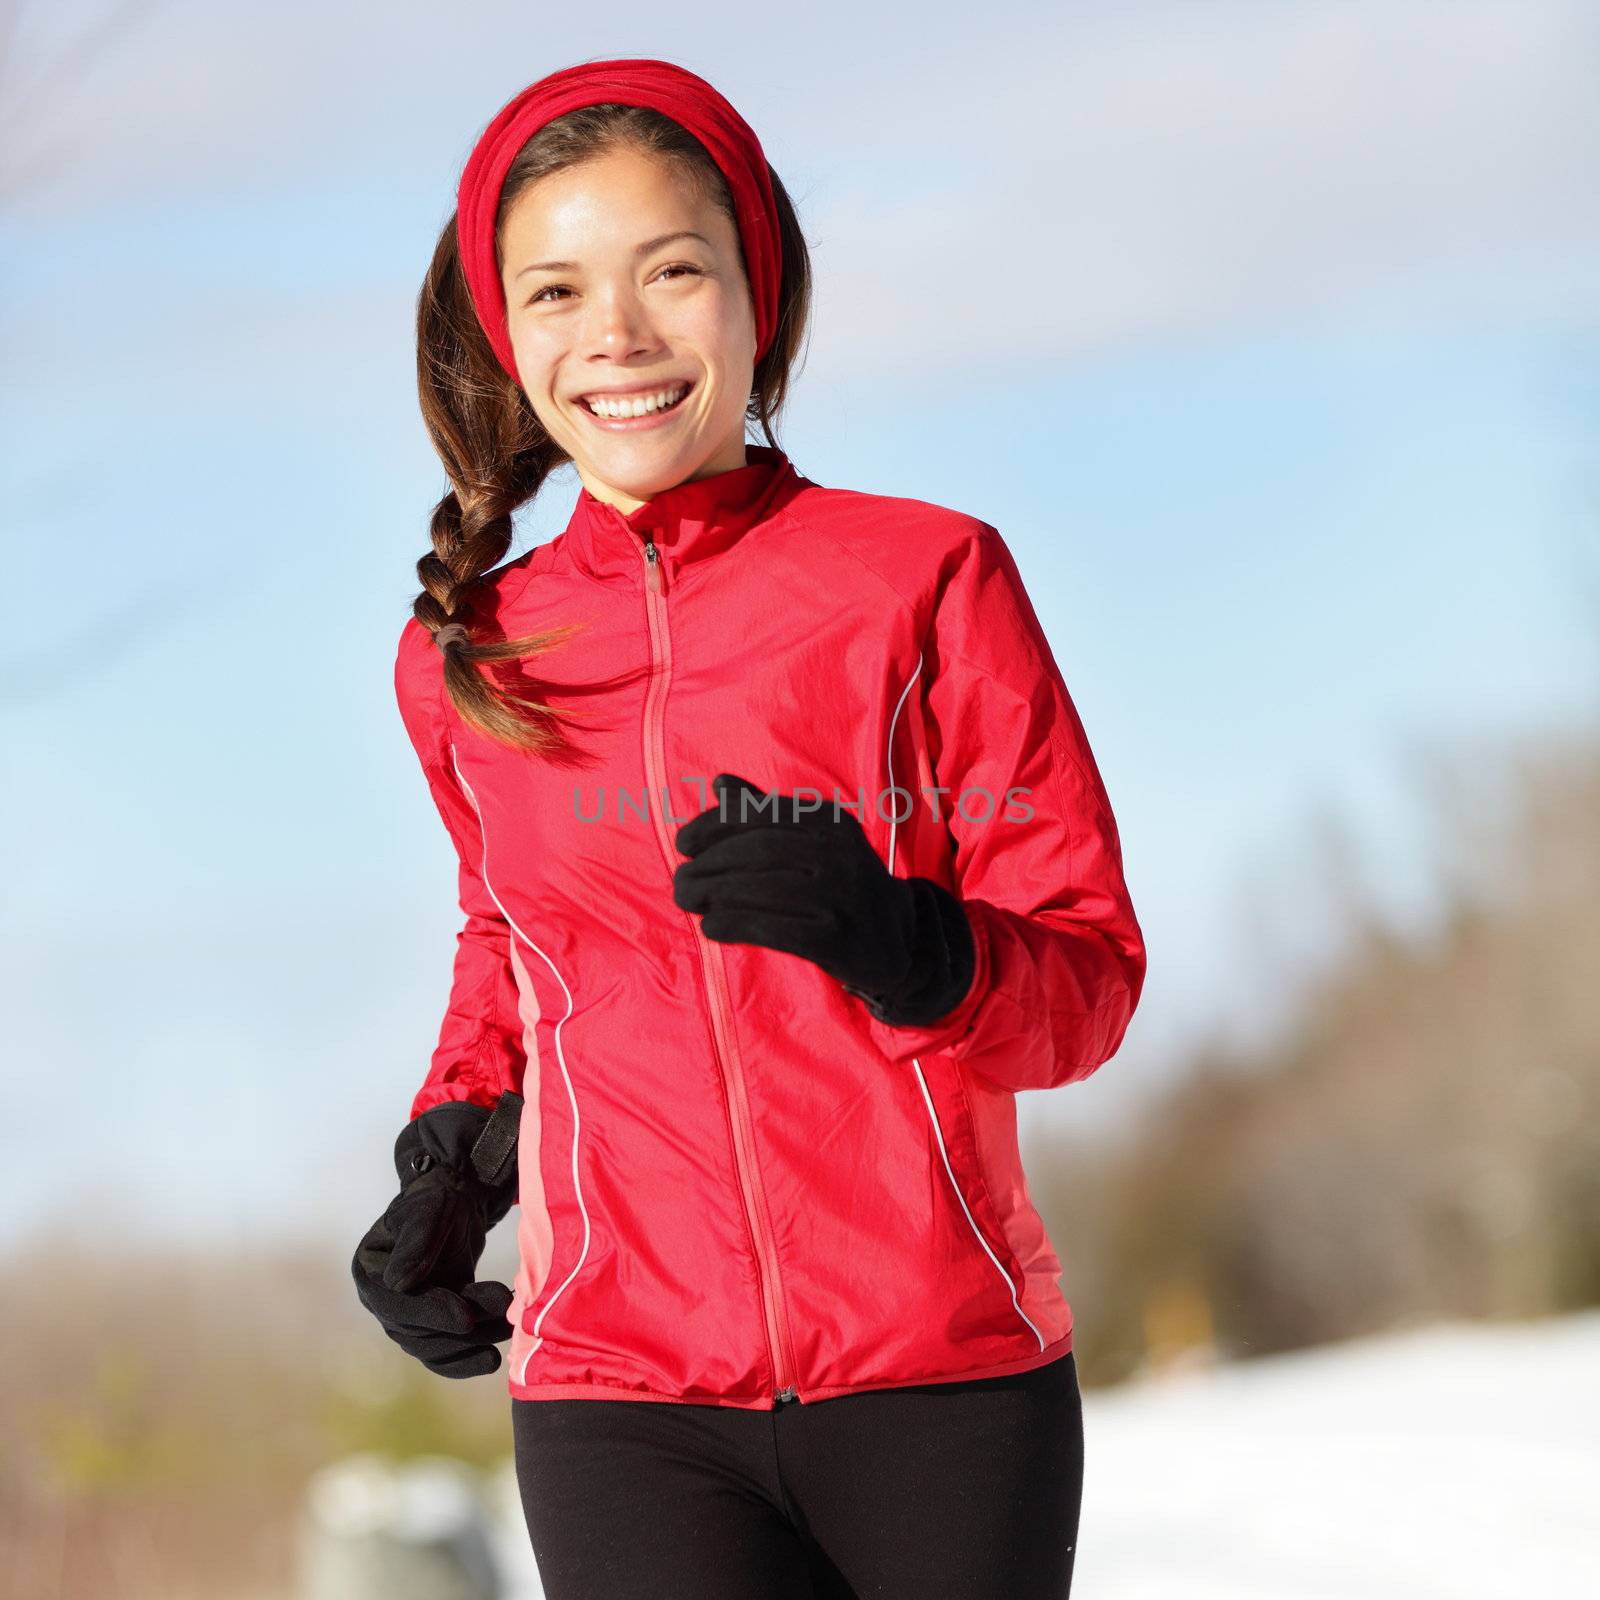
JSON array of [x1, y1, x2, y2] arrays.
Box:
[[713, 276, 757, 339], [685, 282, 758, 371], [508, 326, 562, 394]]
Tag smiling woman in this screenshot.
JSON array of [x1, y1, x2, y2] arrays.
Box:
[[354, 53, 1137, 1600]]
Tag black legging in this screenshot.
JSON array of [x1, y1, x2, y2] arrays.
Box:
[[512, 1350, 1083, 1598]]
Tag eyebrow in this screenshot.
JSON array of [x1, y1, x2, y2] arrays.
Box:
[[514, 230, 713, 279]]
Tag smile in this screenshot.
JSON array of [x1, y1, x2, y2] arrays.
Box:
[[578, 382, 693, 429]]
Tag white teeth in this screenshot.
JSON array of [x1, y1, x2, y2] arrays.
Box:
[[584, 383, 688, 419]]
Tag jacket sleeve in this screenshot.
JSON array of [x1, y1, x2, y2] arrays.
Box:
[[859, 522, 1147, 1092], [394, 620, 527, 1120]]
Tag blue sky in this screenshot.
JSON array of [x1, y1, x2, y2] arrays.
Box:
[[2, 0, 1595, 1249]]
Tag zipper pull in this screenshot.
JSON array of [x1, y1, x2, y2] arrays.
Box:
[[774, 1385, 798, 1405], [643, 539, 663, 594]]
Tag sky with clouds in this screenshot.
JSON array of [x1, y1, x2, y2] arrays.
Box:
[[2, 0, 1595, 1249]]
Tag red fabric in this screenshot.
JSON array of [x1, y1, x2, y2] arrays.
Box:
[[456, 58, 782, 383], [394, 447, 1147, 1408]]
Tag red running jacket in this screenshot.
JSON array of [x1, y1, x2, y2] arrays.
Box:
[[393, 444, 1146, 1410]]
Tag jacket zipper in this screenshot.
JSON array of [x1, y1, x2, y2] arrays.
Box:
[[639, 537, 801, 1406]]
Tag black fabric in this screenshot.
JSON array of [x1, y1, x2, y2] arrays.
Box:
[[351, 1090, 523, 1379], [511, 1352, 1083, 1599], [673, 772, 977, 1027], [464, 1088, 522, 1189]]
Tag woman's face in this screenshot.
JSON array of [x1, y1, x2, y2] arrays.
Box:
[[499, 146, 759, 513]]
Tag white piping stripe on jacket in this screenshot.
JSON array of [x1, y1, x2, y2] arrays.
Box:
[[448, 742, 592, 1387], [883, 660, 921, 877], [884, 657, 1047, 1354]]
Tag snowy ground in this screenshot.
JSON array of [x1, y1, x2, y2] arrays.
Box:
[[480, 1311, 1600, 1598], [1071, 1311, 1599, 1598]]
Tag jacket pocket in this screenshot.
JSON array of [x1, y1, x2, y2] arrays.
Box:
[[498, 854, 597, 1358], [911, 1052, 1050, 1353], [958, 1063, 1067, 1298]]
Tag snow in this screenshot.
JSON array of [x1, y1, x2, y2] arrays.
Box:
[[1077, 1312, 1600, 1598]]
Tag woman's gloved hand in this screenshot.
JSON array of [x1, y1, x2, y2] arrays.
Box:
[[673, 771, 975, 1027], [351, 1090, 523, 1379]]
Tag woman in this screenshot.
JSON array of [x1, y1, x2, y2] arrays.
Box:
[[352, 57, 1146, 1599]]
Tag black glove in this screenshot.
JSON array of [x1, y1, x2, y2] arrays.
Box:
[[673, 772, 976, 1028], [351, 1090, 523, 1379]]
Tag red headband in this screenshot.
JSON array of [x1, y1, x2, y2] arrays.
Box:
[[456, 58, 782, 385]]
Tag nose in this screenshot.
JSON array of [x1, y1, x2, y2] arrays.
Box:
[[581, 283, 661, 359]]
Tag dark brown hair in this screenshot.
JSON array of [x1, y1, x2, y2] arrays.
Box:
[[411, 103, 812, 757]]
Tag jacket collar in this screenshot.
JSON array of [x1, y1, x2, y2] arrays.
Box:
[[563, 444, 801, 584]]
